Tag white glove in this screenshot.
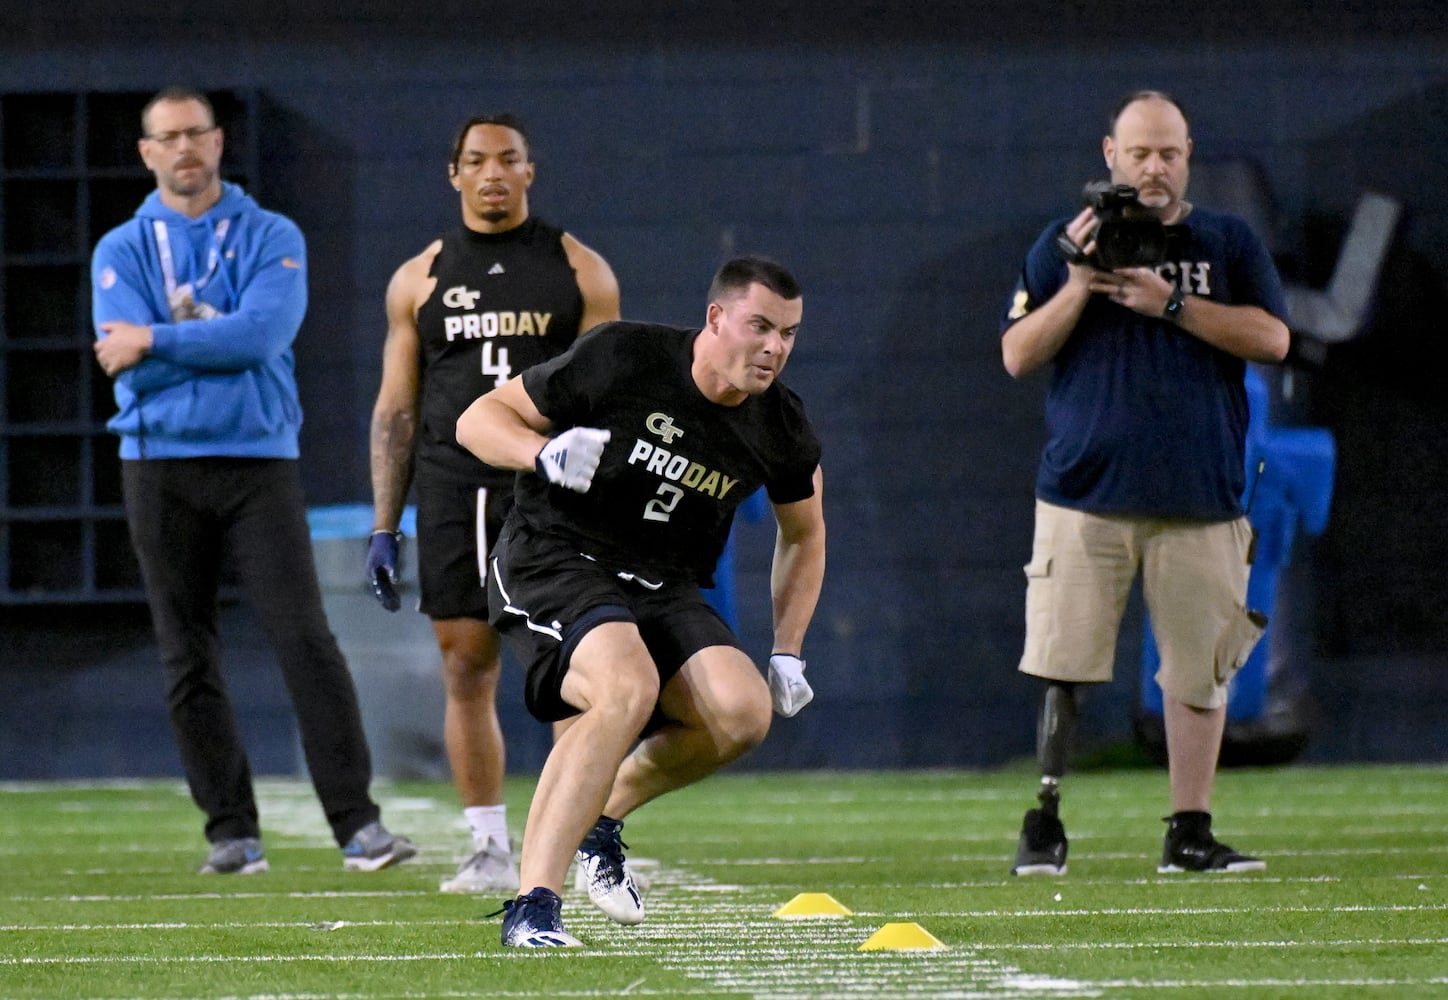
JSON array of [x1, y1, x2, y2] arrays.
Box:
[[768, 654, 814, 717], [534, 427, 611, 492]]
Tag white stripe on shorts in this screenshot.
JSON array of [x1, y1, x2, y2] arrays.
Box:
[[489, 554, 562, 641], [475, 487, 489, 587]]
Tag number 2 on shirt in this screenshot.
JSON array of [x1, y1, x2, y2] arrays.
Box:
[[644, 483, 684, 522]]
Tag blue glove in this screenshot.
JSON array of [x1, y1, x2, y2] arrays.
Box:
[[366, 530, 402, 612]]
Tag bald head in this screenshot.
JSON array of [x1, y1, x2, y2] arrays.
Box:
[[1103, 92, 1193, 222]]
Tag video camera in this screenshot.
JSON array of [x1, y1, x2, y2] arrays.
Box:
[[1056, 181, 1185, 270]]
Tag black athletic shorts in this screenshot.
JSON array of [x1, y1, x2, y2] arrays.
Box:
[[487, 518, 740, 723], [415, 472, 515, 620]]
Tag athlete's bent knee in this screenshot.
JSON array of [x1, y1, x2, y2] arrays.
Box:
[[576, 657, 659, 734], [725, 698, 772, 755], [706, 683, 772, 760]]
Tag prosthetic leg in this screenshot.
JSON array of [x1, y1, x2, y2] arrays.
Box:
[[1011, 681, 1078, 876]]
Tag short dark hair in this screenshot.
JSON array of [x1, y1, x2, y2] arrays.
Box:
[[450, 113, 531, 169], [1108, 89, 1190, 136], [708, 255, 801, 305], [141, 87, 215, 136]]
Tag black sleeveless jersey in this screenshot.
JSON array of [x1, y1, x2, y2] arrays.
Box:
[[415, 217, 585, 484], [516, 321, 821, 587]]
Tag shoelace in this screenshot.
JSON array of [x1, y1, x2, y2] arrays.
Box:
[[487, 889, 558, 921], [585, 827, 629, 867]]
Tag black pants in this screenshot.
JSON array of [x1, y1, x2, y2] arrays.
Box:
[[122, 457, 378, 846]]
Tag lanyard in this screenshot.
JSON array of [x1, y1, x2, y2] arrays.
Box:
[[153, 217, 231, 300]]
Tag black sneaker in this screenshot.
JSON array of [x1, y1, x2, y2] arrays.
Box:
[[1011, 808, 1068, 876], [501, 887, 582, 948], [1158, 812, 1266, 873], [574, 816, 645, 924]]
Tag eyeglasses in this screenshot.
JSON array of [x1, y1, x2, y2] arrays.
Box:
[[142, 126, 216, 147]]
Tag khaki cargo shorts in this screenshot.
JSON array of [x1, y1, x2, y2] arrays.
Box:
[[1018, 500, 1265, 710]]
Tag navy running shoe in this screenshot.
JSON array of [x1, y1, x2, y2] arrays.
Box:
[[501, 887, 583, 948]]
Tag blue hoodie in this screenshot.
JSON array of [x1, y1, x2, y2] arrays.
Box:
[[91, 181, 308, 459]]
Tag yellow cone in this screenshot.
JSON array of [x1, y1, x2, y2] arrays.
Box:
[[858, 922, 946, 951], [772, 892, 853, 918]]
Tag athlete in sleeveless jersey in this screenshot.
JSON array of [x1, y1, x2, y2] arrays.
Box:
[[367, 115, 619, 895], [457, 256, 826, 948], [413, 216, 585, 485]]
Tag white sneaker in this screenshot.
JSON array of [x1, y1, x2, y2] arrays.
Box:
[[574, 816, 645, 925], [440, 841, 520, 893]]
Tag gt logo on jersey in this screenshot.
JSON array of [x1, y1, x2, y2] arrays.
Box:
[[645, 412, 684, 443], [442, 285, 482, 309]]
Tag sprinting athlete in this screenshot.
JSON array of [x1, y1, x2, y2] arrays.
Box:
[[456, 255, 826, 947]]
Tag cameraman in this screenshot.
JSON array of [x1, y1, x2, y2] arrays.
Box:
[[999, 90, 1289, 876]]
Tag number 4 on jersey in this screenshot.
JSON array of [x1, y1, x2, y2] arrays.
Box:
[[482, 341, 512, 386]]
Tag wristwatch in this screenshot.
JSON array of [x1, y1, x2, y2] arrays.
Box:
[[1163, 286, 1187, 323]]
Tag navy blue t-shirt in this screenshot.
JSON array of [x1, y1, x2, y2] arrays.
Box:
[[1001, 207, 1287, 519]]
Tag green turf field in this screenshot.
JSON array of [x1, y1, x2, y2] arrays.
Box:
[[3, 764, 1445, 999]]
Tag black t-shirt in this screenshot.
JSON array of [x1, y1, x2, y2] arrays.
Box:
[[516, 321, 821, 587], [415, 217, 585, 484]]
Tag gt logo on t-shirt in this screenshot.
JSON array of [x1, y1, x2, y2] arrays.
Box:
[[646, 411, 685, 443]]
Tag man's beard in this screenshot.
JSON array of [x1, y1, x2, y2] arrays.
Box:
[[479, 208, 509, 223], [1135, 184, 1175, 209], [166, 168, 215, 198]]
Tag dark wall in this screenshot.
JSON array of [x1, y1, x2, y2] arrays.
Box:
[[4, 2, 1446, 774]]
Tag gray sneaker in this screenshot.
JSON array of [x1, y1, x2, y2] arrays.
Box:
[[440, 841, 520, 893], [199, 837, 269, 875], [341, 820, 417, 872]]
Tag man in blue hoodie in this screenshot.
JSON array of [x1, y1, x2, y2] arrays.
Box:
[[91, 86, 415, 875]]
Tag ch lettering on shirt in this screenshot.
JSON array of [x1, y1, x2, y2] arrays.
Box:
[[1157, 260, 1211, 295], [440, 285, 552, 342], [627, 438, 738, 500]]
